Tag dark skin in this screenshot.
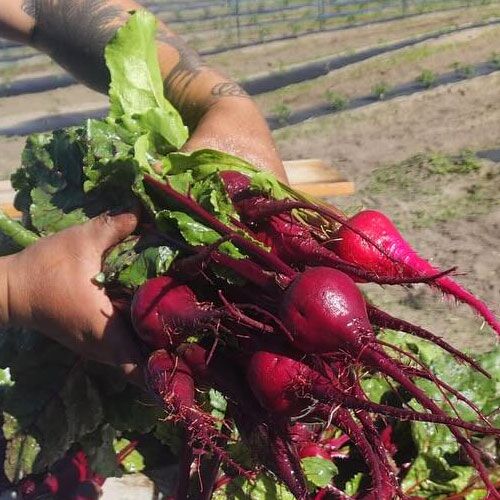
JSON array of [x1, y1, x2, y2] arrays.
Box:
[[0, 1, 287, 379]]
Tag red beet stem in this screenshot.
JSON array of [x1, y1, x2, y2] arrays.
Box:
[[367, 304, 490, 378], [144, 175, 295, 278]]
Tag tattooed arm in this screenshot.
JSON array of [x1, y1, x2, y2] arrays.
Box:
[[0, 0, 286, 180]]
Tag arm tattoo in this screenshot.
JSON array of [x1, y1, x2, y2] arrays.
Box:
[[157, 29, 248, 124], [156, 29, 207, 108], [211, 82, 248, 98], [21, 0, 126, 92]]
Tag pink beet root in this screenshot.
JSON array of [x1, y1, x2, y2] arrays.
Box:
[[246, 350, 307, 415], [331, 210, 500, 335], [280, 267, 374, 353], [131, 276, 216, 349]]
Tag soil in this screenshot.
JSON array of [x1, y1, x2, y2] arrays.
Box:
[[255, 24, 500, 113], [207, 4, 500, 77]]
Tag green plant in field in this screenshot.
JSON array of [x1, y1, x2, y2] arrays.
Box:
[[372, 81, 390, 100], [490, 52, 500, 69], [452, 62, 475, 79], [272, 102, 292, 125], [417, 69, 437, 88], [290, 22, 302, 36], [366, 151, 483, 195], [325, 90, 348, 111], [427, 150, 481, 174]]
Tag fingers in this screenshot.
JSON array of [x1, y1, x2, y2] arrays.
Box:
[[86, 211, 139, 252], [96, 311, 145, 387]]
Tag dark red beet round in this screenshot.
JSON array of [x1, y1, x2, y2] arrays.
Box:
[[147, 349, 195, 407], [178, 343, 212, 385], [131, 276, 203, 349], [279, 267, 374, 353], [246, 350, 307, 415]]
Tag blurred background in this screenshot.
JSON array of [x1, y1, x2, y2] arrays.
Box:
[[1, 1, 499, 496]]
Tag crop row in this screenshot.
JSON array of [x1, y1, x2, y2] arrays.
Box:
[[1, 57, 497, 137], [1, 0, 497, 53]]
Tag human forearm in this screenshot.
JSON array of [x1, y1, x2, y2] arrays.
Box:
[[2, 0, 286, 179], [12, 1, 235, 113], [0, 256, 13, 326]]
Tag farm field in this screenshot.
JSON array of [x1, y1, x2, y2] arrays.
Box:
[[0, 7, 498, 362]]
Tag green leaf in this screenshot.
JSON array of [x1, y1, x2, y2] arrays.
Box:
[[30, 187, 88, 233], [208, 389, 227, 421], [157, 210, 244, 258], [154, 421, 184, 455], [250, 171, 289, 200], [466, 489, 488, 500], [360, 375, 392, 404], [86, 118, 136, 160], [81, 424, 122, 478], [403, 455, 475, 498], [2, 415, 40, 482], [377, 332, 500, 498], [189, 173, 237, 224], [164, 149, 257, 178], [0, 369, 12, 387], [117, 245, 178, 288], [302, 456, 337, 489], [167, 171, 194, 195], [344, 472, 364, 496], [0, 337, 106, 479], [105, 10, 187, 149], [104, 385, 160, 434], [221, 473, 295, 500]]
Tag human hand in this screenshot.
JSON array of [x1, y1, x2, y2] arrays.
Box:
[[182, 97, 289, 183], [2, 212, 142, 382]]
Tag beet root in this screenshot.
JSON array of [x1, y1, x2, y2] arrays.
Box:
[[147, 350, 250, 479], [279, 267, 374, 353], [132, 276, 218, 349], [331, 210, 500, 336]]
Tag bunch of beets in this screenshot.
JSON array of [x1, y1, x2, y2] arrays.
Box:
[[118, 171, 500, 499]]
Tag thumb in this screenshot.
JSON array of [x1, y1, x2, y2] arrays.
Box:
[[88, 211, 139, 251]]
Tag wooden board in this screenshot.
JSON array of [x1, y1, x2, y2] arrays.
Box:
[[284, 159, 355, 197], [0, 159, 354, 219]]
